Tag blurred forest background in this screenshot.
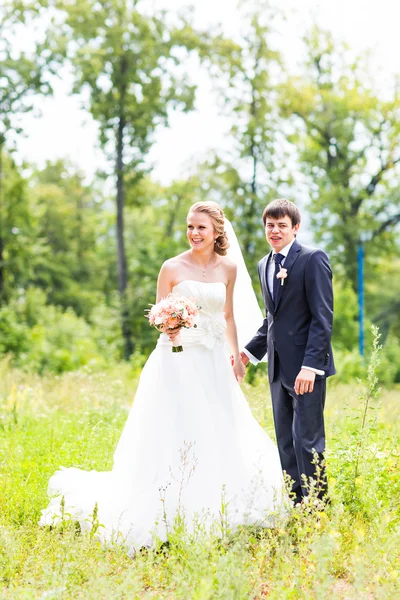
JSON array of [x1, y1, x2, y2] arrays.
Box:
[[1, 0, 400, 383]]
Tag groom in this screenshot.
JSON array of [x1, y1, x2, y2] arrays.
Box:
[[241, 199, 335, 505]]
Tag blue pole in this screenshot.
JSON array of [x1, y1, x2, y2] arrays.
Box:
[[358, 242, 364, 357]]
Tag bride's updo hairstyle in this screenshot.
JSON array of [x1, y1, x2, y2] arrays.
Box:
[[189, 201, 230, 256]]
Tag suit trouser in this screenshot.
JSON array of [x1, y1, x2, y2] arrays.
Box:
[[270, 363, 327, 502]]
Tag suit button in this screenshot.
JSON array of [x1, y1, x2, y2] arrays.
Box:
[[274, 316, 278, 321]]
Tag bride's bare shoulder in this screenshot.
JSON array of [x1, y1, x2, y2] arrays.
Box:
[[215, 255, 237, 287], [220, 255, 237, 274], [220, 255, 236, 268], [160, 252, 190, 276]]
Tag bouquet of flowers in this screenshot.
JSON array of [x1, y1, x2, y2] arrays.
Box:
[[146, 293, 199, 352]]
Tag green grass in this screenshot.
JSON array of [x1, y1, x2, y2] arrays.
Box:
[[0, 355, 399, 599]]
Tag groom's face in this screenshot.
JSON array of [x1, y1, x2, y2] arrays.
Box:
[[265, 215, 300, 253]]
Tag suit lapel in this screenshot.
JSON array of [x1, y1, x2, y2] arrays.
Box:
[[260, 252, 274, 314], [274, 239, 301, 311]]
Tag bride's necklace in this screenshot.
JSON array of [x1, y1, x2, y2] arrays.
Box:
[[190, 253, 217, 277]]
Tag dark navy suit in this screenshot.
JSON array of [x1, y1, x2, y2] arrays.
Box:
[[245, 239, 335, 502]]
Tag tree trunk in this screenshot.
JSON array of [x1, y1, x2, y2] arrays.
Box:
[[251, 137, 257, 197], [243, 87, 258, 256], [0, 142, 4, 302], [76, 193, 83, 262], [116, 115, 128, 296], [166, 193, 183, 238], [0, 236, 4, 303], [116, 110, 133, 358]]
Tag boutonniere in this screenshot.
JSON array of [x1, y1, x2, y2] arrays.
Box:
[[276, 266, 288, 286]]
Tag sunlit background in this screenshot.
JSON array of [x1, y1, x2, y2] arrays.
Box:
[[2, 0, 400, 378], [15, 0, 400, 183]]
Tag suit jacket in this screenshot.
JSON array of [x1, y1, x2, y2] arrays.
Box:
[[245, 239, 336, 385]]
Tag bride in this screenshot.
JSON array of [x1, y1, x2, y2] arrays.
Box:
[[40, 201, 286, 553]]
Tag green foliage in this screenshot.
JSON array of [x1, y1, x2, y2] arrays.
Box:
[[0, 304, 30, 355], [29, 160, 113, 317], [281, 27, 400, 289], [329, 326, 400, 535], [338, 326, 383, 514], [0, 360, 399, 597], [0, 1, 54, 308], [365, 256, 400, 344], [0, 287, 123, 373], [330, 348, 366, 384], [55, 0, 197, 171], [0, 153, 34, 302], [0, 1, 52, 144], [376, 333, 400, 385], [332, 279, 359, 352]]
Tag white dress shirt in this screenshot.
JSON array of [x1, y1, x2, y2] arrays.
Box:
[[267, 239, 295, 297], [243, 239, 325, 376]]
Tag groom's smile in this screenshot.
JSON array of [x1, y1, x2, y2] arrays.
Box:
[[265, 215, 300, 252]]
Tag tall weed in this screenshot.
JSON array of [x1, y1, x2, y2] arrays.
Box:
[[0, 338, 399, 598]]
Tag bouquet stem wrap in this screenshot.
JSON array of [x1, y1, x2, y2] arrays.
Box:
[[171, 332, 183, 353]]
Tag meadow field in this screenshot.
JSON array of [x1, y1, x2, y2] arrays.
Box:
[[0, 353, 399, 599]]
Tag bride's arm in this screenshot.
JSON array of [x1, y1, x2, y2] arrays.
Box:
[[156, 261, 180, 340], [224, 264, 245, 383], [156, 261, 175, 302]]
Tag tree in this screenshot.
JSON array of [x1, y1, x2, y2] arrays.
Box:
[[51, 0, 199, 357], [202, 5, 287, 270], [0, 152, 33, 302], [281, 27, 400, 289], [30, 160, 112, 317], [0, 1, 52, 299]]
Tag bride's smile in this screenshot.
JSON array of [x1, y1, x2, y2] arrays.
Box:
[[187, 212, 216, 252]]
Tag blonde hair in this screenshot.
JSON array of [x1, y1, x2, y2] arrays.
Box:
[[188, 201, 230, 256]]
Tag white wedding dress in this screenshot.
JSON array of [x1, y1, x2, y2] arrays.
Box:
[[40, 280, 285, 553]]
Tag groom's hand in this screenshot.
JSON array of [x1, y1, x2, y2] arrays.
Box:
[[294, 368, 316, 395], [239, 351, 250, 367]]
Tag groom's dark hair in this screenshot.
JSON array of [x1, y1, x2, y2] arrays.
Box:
[[262, 198, 301, 227]]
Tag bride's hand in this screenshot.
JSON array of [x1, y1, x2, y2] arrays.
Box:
[[232, 355, 246, 383], [162, 326, 181, 341]]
